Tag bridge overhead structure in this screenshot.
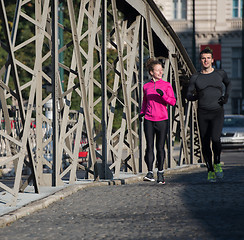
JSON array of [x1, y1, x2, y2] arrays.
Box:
[[0, 0, 202, 205]]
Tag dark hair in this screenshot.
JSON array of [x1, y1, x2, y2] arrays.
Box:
[[199, 48, 213, 58], [145, 58, 162, 74]]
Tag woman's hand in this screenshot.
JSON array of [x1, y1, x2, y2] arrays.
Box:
[[156, 89, 164, 96], [139, 113, 145, 121]]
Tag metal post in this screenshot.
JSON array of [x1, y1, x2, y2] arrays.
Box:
[[139, 17, 144, 173], [146, 3, 155, 58], [58, 2, 64, 91], [242, 0, 244, 113], [189, 103, 193, 164], [111, 0, 137, 173], [192, 0, 196, 67], [67, 0, 98, 180], [51, 0, 59, 186], [101, 0, 108, 178], [168, 65, 173, 168]]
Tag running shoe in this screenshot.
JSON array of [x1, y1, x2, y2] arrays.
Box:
[[214, 163, 224, 178], [143, 172, 155, 182], [157, 172, 165, 184], [207, 171, 216, 182]]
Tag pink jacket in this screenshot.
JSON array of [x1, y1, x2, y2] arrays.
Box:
[[140, 79, 176, 121]]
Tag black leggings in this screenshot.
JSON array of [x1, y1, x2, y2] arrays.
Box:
[[144, 119, 168, 171], [197, 108, 224, 172]]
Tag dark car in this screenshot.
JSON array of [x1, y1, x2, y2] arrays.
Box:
[[220, 115, 244, 149]]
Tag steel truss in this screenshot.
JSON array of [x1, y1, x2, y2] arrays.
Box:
[[0, 0, 202, 206]]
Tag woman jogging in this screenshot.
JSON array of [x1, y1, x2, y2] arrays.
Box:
[[140, 58, 176, 184]]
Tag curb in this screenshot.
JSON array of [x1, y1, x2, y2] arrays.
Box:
[[0, 164, 202, 228]]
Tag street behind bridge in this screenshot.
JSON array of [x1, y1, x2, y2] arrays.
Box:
[[0, 150, 243, 240]]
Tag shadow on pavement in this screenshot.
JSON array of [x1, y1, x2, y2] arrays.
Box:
[[167, 165, 244, 240]]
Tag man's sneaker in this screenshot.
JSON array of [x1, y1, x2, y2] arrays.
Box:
[[157, 172, 165, 184], [207, 171, 216, 182], [214, 163, 224, 178], [143, 172, 155, 182]]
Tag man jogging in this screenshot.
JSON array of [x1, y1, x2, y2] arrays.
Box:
[[186, 48, 231, 182]]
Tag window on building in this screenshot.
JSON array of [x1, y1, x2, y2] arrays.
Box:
[[173, 0, 187, 19], [231, 97, 242, 114], [233, 0, 243, 18], [232, 47, 242, 78]]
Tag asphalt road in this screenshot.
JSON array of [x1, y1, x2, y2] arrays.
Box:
[[0, 150, 243, 240], [221, 148, 244, 165]]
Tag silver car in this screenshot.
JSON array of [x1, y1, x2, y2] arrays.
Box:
[[221, 115, 244, 149]]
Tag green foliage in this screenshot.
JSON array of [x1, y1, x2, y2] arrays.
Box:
[[0, 0, 125, 132], [0, 0, 16, 70], [0, 1, 36, 99]]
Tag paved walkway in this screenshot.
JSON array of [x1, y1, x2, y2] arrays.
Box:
[[0, 150, 243, 239]]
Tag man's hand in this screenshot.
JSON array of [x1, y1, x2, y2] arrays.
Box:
[[218, 95, 228, 106], [156, 89, 164, 96]]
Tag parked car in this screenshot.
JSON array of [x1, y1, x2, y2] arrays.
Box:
[[220, 115, 244, 149]]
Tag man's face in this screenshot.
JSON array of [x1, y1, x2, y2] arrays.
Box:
[[200, 53, 214, 69]]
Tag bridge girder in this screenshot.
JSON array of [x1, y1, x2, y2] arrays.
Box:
[[0, 0, 201, 206]]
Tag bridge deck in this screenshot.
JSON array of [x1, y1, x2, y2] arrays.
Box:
[[0, 150, 243, 239]]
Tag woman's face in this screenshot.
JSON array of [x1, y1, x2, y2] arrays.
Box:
[[150, 64, 163, 81]]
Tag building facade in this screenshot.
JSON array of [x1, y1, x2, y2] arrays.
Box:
[[155, 0, 243, 114]]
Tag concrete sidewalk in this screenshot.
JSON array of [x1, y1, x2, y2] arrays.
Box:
[[0, 164, 201, 227]]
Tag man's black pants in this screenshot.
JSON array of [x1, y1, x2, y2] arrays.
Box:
[[197, 107, 224, 172]]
